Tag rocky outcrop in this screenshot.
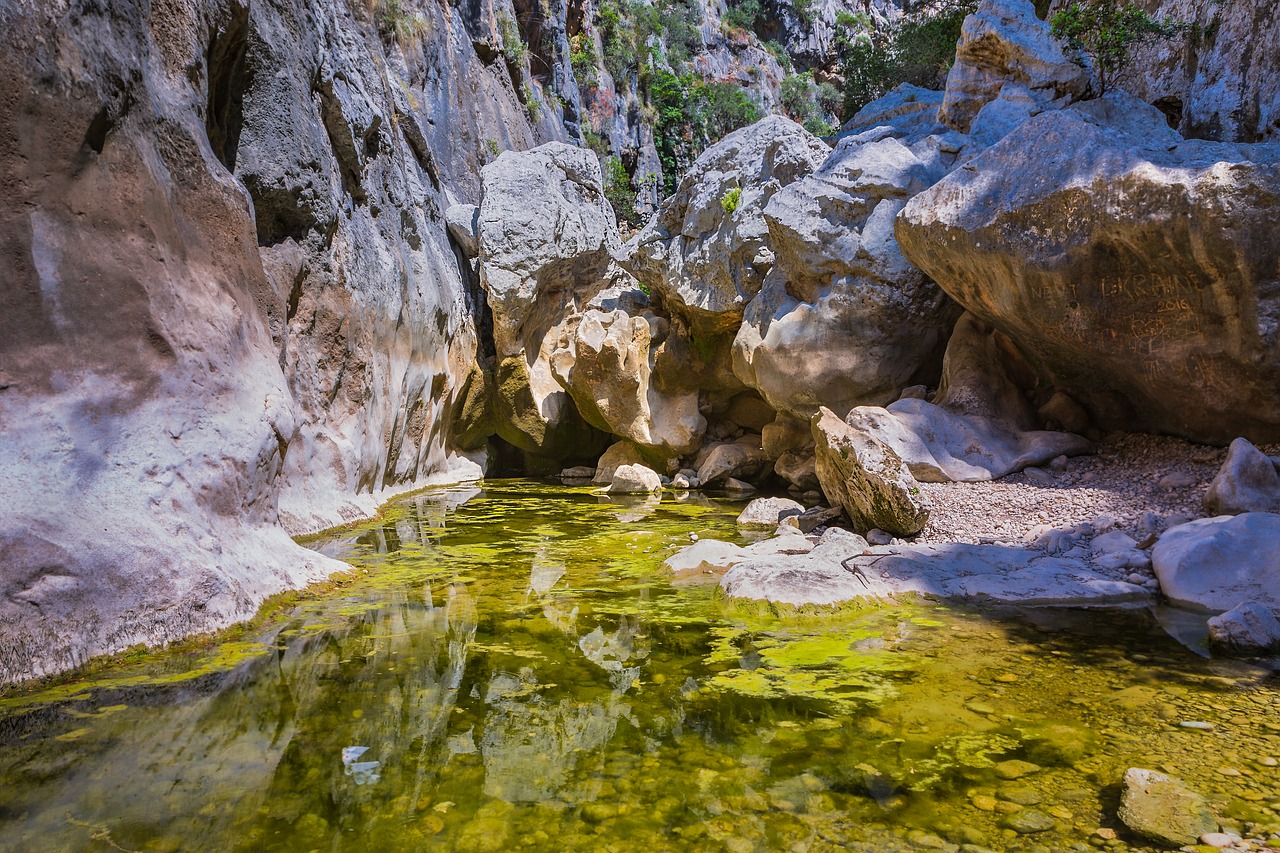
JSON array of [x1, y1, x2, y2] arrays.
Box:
[[1151, 513, 1280, 611], [550, 300, 705, 456], [897, 91, 1280, 445], [812, 407, 930, 535], [0, 0, 563, 681], [477, 143, 623, 463], [620, 116, 830, 393], [733, 125, 961, 418], [1203, 438, 1280, 515], [845, 314, 1093, 482], [939, 0, 1089, 133], [1079, 0, 1280, 143]]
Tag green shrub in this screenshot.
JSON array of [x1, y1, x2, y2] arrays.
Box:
[[839, 0, 976, 116], [604, 156, 639, 224], [569, 33, 599, 86], [522, 83, 541, 122], [376, 0, 429, 41], [499, 15, 527, 66], [1050, 1, 1190, 94], [722, 0, 763, 33], [720, 186, 742, 213]]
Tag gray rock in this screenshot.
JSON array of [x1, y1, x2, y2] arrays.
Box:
[[721, 541, 1153, 608], [1118, 768, 1217, 847], [774, 451, 820, 491], [560, 466, 596, 479], [867, 529, 894, 546], [593, 441, 670, 485], [1204, 437, 1280, 515], [723, 478, 757, 494], [737, 497, 805, 528], [445, 203, 480, 258], [899, 90, 1280, 444], [843, 314, 1093, 482], [795, 505, 844, 533], [1038, 391, 1090, 433], [812, 407, 931, 536], [607, 464, 663, 494], [620, 115, 829, 344], [478, 143, 620, 458], [938, 0, 1089, 133], [696, 435, 769, 485], [1207, 602, 1280, 654], [665, 530, 815, 579], [1152, 513, 1280, 611], [733, 128, 961, 418], [1002, 809, 1055, 834], [1092, 531, 1138, 556], [551, 305, 705, 456]]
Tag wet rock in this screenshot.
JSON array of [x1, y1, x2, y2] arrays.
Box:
[[723, 478, 757, 495], [812, 407, 930, 536], [994, 760, 1041, 780], [1207, 602, 1280, 654], [1001, 809, 1055, 834], [607, 464, 663, 495], [560, 466, 595, 480], [721, 541, 1152, 608], [1118, 768, 1217, 847], [737, 498, 805, 528], [1204, 438, 1280, 516], [1152, 513, 1280, 611]]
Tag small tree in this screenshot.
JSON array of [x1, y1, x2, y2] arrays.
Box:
[[1050, 1, 1190, 95]]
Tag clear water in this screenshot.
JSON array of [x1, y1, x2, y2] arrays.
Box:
[[1, 481, 1278, 853]]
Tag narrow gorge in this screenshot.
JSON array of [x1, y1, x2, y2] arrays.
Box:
[[2, 0, 1280, 850]]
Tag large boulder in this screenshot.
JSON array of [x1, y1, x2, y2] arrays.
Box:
[[811, 407, 930, 535], [733, 126, 961, 418], [551, 301, 705, 457], [695, 434, 770, 486], [1203, 437, 1280, 515], [607, 464, 663, 494], [898, 91, 1280, 444], [1151, 513, 1280, 611], [1117, 768, 1217, 848], [620, 116, 830, 338], [938, 0, 1090, 133], [736, 497, 805, 528], [477, 143, 621, 460], [844, 314, 1093, 482]]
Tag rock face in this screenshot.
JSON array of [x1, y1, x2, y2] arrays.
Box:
[[898, 91, 1280, 444], [845, 314, 1093, 482], [811, 407, 930, 535], [0, 0, 549, 681], [550, 302, 705, 456], [477, 143, 623, 462], [734, 125, 961, 418], [1207, 602, 1280, 654], [1203, 438, 1280, 515], [1151, 513, 1280, 611], [1100, 0, 1280, 143], [939, 0, 1089, 133], [1118, 768, 1217, 847]]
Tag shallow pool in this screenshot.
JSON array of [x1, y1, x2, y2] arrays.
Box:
[[1, 482, 1277, 852]]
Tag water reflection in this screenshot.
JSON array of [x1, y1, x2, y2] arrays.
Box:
[[0, 482, 1275, 853]]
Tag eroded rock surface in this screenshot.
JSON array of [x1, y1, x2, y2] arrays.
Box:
[[1118, 768, 1217, 847], [898, 91, 1280, 444]]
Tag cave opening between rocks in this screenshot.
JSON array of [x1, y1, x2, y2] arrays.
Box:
[[1, 481, 1276, 852]]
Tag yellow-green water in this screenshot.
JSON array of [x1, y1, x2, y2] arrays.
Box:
[[1, 481, 1278, 852]]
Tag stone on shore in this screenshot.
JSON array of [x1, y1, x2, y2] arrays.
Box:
[[812, 407, 930, 536], [1151, 513, 1280, 611], [1207, 602, 1280, 654], [1203, 437, 1280, 516], [737, 497, 805, 528], [607, 464, 663, 494]]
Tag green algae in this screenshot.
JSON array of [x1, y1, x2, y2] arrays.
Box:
[[1, 480, 1279, 853]]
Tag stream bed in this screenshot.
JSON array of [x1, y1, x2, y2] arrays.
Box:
[[1, 481, 1278, 852]]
